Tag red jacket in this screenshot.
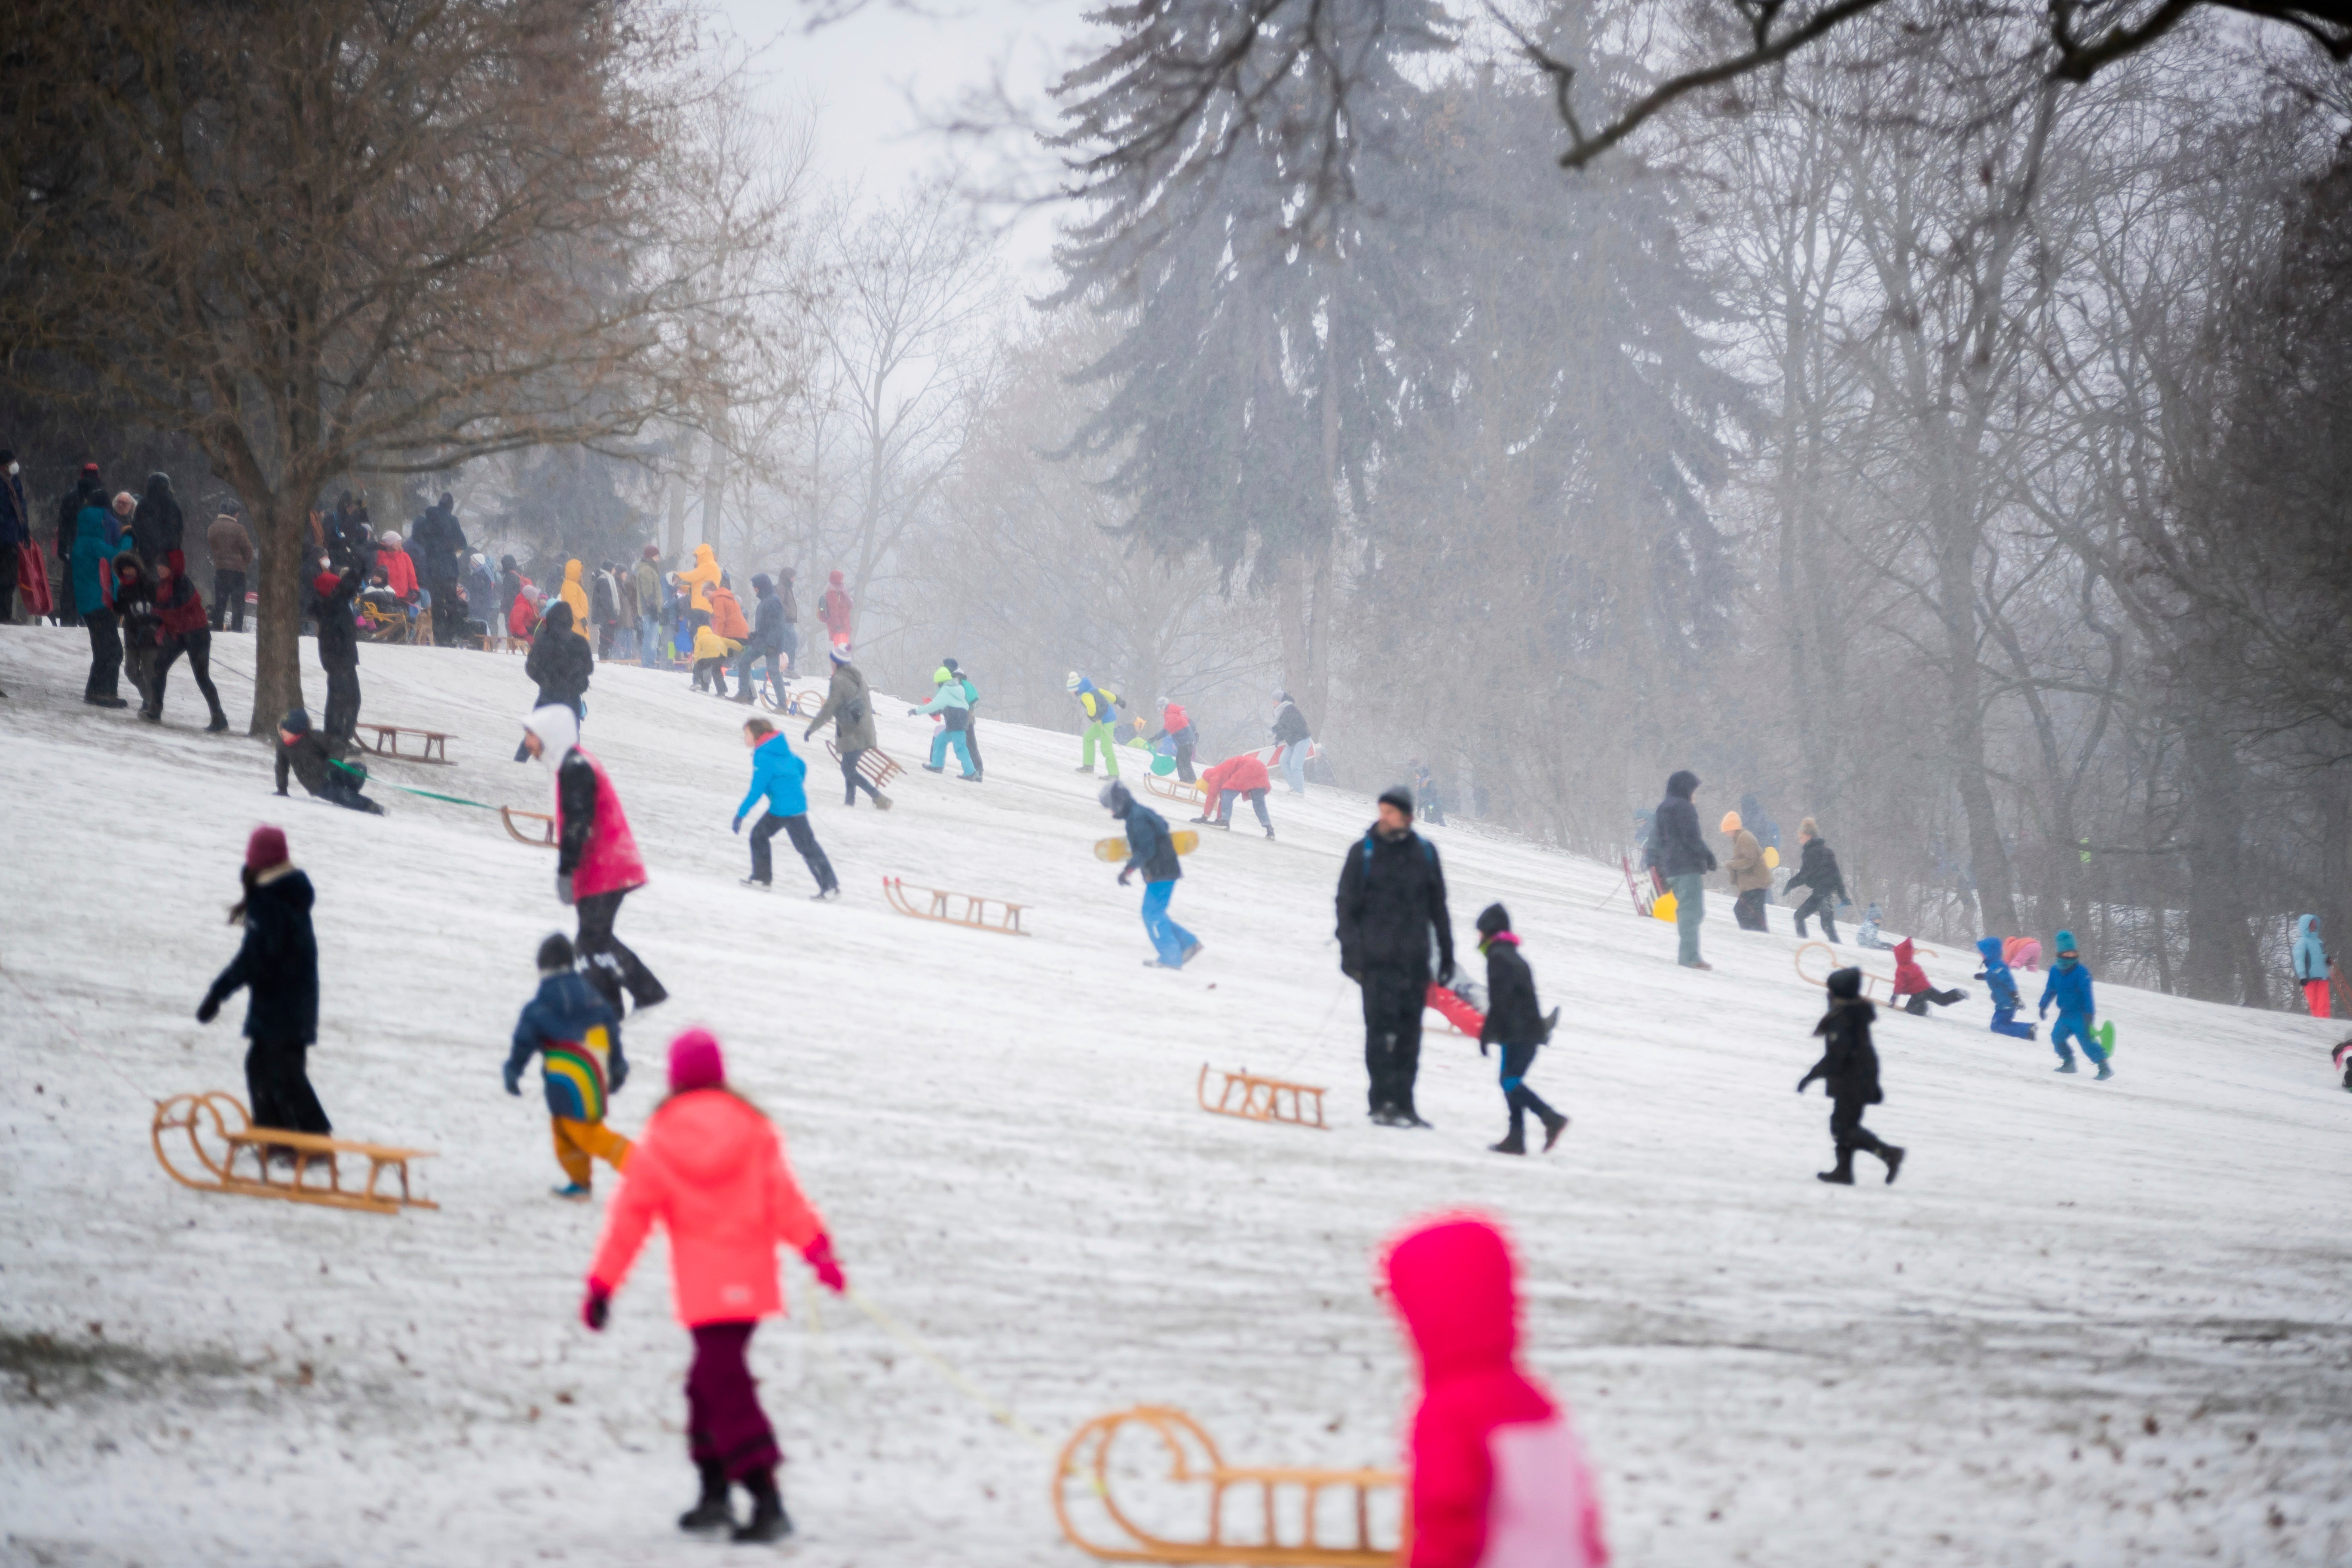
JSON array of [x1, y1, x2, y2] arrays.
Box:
[[1891, 937, 1930, 999], [153, 551, 209, 639], [380, 544, 418, 597], [820, 582, 853, 639], [1160, 701, 1192, 735], [1387, 1217, 1607, 1568], [589, 1089, 826, 1326], [1198, 753, 1271, 818]]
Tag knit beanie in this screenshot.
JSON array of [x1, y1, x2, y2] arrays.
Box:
[[668, 1029, 726, 1091], [1721, 811, 1743, 833], [1827, 967, 1863, 1000], [280, 707, 312, 735], [245, 825, 289, 871], [830, 643, 852, 665], [1378, 785, 1415, 817]]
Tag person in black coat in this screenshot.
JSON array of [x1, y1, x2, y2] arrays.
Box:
[[275, 707, 385, 813], [129, 472, 185, 570], [735, 574, 787, 706], [312, 565, 364, 745], [409, 493, 469, 633], [1784, 816, 1848, 943], [526, 600, 594, 716], [198, 826, 332, 1140], [1335, 785, 1455, 1127], [1797, 968, 1905, 1185], [1474, 903, 1565, 1155], [1644, 769, 1718, 970]]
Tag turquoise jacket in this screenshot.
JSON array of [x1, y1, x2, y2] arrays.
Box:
[[70, 504, 117, 615], [2294, 915, 2328, 982], [736, 733, 810, 820]]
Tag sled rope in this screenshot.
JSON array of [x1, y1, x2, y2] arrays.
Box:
[[326, 755, 499, 810], [1, 962, 162, 1106], [843, 1288, 1060, 1460]]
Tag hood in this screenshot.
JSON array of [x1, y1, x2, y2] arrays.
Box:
[[829, 569, 844, 585], [1475, 901, 1512, 939], [650, 1090, 773, 1187], [1666, 769, 1699, 800], [522, 704, 580, 769], [1893, 937, 1916, 965], [1826, 967, 1862, 1000], [144, 472, 173, 500], [501, 554, 518, 570], [1384, 1216, 1517, 1383], [751, 573, 773, 595], [564, 559, 583, 583], [2298, 915, 2320, 941], [1099, 779, 1132, 818], [695, 544, 716, 569], [541, 601, 574, 634], [1975, 937, 2006, 966]]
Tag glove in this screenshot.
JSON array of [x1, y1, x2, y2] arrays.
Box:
[[906, 706, 919, 716], [1796, 1072, 1818, 1094], [802, 727, 818, 743], [556, 872, 575, 906], [1117, 867, 1133, 886], [502, 1065, 523, 1096], [582, 1280, 611, 1332], [803, 1233, 846, 1294], [732, 813, 744, 835], [2038, 1003, 2049, 1018], [1437, 959, 1455, 989], [1478, 1040, 1490, 1058], [196, 993, 220, 1024]]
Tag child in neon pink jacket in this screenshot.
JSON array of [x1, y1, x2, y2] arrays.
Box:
[[582, 1029, 847, 1544], [1384, 1215, 1608, 1568]]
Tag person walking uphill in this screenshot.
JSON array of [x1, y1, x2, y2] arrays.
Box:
[[1336, 786, 1455, 1128], [1151, 697, 1198, 783], [206, 505, 253, 633], [1797, 968, 1905, 1185], [1382, 1216, 1610, 1568], [525, 600, 593, 720], [1783, 818, 1847, 943], [1474, 904, 1567, 1156], [1271, 690, 1313, 794], [506, 933, 633, 1199], [803, 645, 891, 810], [818, 568, 853, 647], [1067, 674, 1123, 777], [197, 827, 332, 1141], [2295, 915, 2331, 1019], [734, 719, 839, 899], [1103, 779, 1200, 969], [582, 1029, 849, 1544], [1722, 811, 1770, 932], [2040, 931, 2112, 1079], [734, 575, 789, 707], [521, 703, 668, 1015], [1643, 771, 1716, 970], [147, 551, 228, 731], [944, 658, 983, 778], [911, 667, 980, 780]]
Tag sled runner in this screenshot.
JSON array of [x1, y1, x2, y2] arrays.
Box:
[[1055, 1406, 1398, 1566], [1096, 830, 1200, 863], [759, 687, 827, 719], [1146, 773, 1208, 808], [827, 740, 906, 789], [152, 1093, 438, 1216], [1620, 853, 1660, 918], [1795, 940, 1939, 1001], [1197, 1066, 1329, 1131], [500, 806, 557, 848], [881, 876, 1029, 936], [355, 724, 454, 765]]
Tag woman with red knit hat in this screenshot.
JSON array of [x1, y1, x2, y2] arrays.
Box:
[[582, 1029, 848, 1544], [196, 827, 330, 1139]]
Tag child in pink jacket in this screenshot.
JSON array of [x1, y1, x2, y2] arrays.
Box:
[[582, 1029, 847, 1543], [1384, 1215, 1608, 1568]]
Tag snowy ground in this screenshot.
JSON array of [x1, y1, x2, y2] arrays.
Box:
[[3, 621, 2350, 1568]]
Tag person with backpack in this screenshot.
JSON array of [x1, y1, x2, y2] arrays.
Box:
[[803, 645, 891, 810], [910, 667, 980, 780], [197, 826, 331, 1142], [521, 703, 668, 1015], [1271, 689, 1312, 794], [1643, 771, 1717, 970], [1335, 786, 1455, 1128], [1782, 817, 1847, 943], [505, 932, 633, 1200], [1797, 967, 1906, 1185], [1103, 778, 1200, 969], [734, 718, 839, 900], [1473, 903, 1567, 1155], [2294, 915, 2331, 1019], [1067, 673, 1124, 778]]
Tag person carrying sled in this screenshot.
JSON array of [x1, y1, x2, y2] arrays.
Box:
[[910, 666, 980, 780], [1336, 786, 1455, 1128], [197, 826, 333, 1145], [1195, 751, 1274, 838], [1103, 778, 1200, 969], [1643, 771, 1716, 970], [1797, 967, 1906, 1185], [521, 703, 668, 1015], [582, 1029, 848, 1544], [803, 643, 891, 810], [1067, 673, 1123, 777], [2039, 930, 2112, 1079], [506, 933, 633, 1199], [1473, 904, 1567, 1155], [1271, 689, 1313, 795], [1783, 818, 1847, 943], [2294, 915, 2331, 1019], [1721, 810, 1770, 932], [1150, 696, 1198, 782], [147, 550, 228, 731], [1888, 937, 1966, 1016], [1382, 1215, 1610, 1568], [734, 718, 839, 899], [1974, 937, 2038, 1042]]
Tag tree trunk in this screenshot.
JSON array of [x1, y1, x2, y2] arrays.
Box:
[[2179, 711, 2248, 1003], [249, 491, 309, 738]]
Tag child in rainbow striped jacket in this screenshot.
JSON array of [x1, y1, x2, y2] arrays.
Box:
[[506, 934, 634, 1200]]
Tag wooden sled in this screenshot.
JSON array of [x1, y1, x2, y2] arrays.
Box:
[[152, 1093, 438, 1216], [356, 723, 454, 765], [1056, 1406, 1398, 1566], [881, 876, 1028, 936], [1147, 772, 1209, 808], [1793, 940, 1936, 1003], [1096, 830, 1199, 863], [760, 687, 827, 719], [1621, 853, 1660, 918], [501, 806, 557, 849], [827, 740, 906, 789], [1197, 1066, 1329, 1131]]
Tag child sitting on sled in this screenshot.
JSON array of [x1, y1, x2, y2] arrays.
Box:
[[505, 933, 633, 1199]]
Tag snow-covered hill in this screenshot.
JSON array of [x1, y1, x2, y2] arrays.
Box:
[[2, 622, 2348, 1567]]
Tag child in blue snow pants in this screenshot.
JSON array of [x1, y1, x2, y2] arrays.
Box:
[[2040, 929, 2110, 1077], [1140, 880, 1196, 967], [1976, 937, 2039, 1040], [929, 726, 976, 776]]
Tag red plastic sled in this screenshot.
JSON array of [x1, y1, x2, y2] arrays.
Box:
[[1424, 984, 1483, 1038]]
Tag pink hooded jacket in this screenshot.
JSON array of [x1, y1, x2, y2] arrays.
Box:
[[1386, 1217, 1608, 1568]]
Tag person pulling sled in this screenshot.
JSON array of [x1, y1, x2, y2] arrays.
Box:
[[1473, 903, 1566, 1155]]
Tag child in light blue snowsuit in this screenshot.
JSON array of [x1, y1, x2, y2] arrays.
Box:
[[910, 666, 977, 778], [1976, 937, 2038, 1041], [1856, 903, 1892, 951], [2039, 929, 2110, 1079]]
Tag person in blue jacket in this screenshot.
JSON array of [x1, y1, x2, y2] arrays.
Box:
[[2039, 929, 2111, 1079], [910, 665, 979, 780], [505, 933, 632, 1199], [2293, 915, 2331, 1018], [732, 717, 839, 899], [1104, 778, 1200, 968], [1975, 937, 2038, 1041]]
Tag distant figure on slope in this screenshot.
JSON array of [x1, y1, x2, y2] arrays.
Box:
[[1474, 903, 1566, 1156], [129, 471, 184, 571], [197, 826, 332, 1142], [556, 557, 591, 628], [1782, 817, 1846, 943], [2004, 936, 2043, 973], [1271, 689, 1313, 795], [1066, 672, 1123, 778], [1974, 937, 2038, 1043], [1382, 1216, 1610, 1568], [1410, 756, 1446, 827], [1643, 771, 1715, 970], [582, 1029, 848, 1545], [274, 707, 384, 814], [111, 548, 159, 710], [2039, 930, 2112, 1079], [735, 574, 789, 707], [1194, 751, 1274, 838], [69, 479, 128, 707], [1103, 778, 1200, 969], [910, 666, 979, 780], [734, 718, 839, 900], [1889, 937, 1966, 1016], [1150, 696, 1197, 782], [206, 504, 253, 634], [2294, 915, 2330, 1019], [675, 542, 723, 631], [633, 546, 667, 668], [818, 567, 853, 647], [1854, 902, 1891, 951], [944, 658, 983, 778], [1798, 967, 1905, 1185], [312, 564, 365, 747], [526, 600, 594, 725], [1721, 810, 1770, 932], [506, 933, 632, 1200], [1336, 785, 1454, 1128], [147, 550, 228, 731], [521, 703, 667, 1015], [690, 621, 740, 697], [377, 530, 419, 599], [803, 643, 891, 810]]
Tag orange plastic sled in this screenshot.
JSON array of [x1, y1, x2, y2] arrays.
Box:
[[1197, 1066, 1329, 1131]]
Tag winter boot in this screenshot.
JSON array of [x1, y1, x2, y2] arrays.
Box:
[[205, 708, 230, 733], [138, 705, 162, 723], [1880, 1145, 1905, 1185], [873, 793, 894, 811], [811, 887, 840, 902], [740, 877, 771, 890], [732, 1470, 793, 1544], [1489, 1128, 1527, 1155], [2055, 1058, 2078, 1074], [1540, 1112, 1569, 1152], [921, 763, 945, 774], [678, 1462, 733, 1534], [552, 1182, 591, 1201], [1265, 827, 1275, 839], [2094, 1062, 2113, 1081], [1817, 1148, 1856, 1185]]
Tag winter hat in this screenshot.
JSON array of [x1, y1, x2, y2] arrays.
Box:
[[1475, 902, 1512, 939], [2054, 930, 2079, 968], [537, 933, 575, 973], [943, 657, 960, 673], [312, 571, 340, 597], [81, 462, 100, 478], [281, 707, 312, 735], [1099, 779, 1131, 815], [1378, 785, 1415, 817], [830, 643, 852, 665], [245, 825, 289, 871], [1273, 687, 1289, 702], [642, 543, 661, 559], [1720, 811, 1743, 833], [751, 573, 772, 594], [668, 1028, 726, 1091], [1826, 967, 1863, 1000], [1666, 769, 1700, 799], [828, 569, 844, 585], [934, 666, 953, 684], [1065, 672, 1083, 691], [1799, 816, 1818, 837], [379, 530, 402, 546]]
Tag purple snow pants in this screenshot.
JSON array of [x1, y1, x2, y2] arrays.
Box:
[[687, 1320, 781, 1479]]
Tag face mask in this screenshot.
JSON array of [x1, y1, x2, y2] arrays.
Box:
[[6, 462, 16, 475]]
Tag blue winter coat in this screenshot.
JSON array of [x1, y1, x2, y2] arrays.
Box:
[[1975, 937, 2021, 1010], [1121, 799, 1182, 883], [736, 732, 810, 820], [70, 504, 116, 615], [2039, 961, 2095, 1020], [2294, 915, 2328, 981], [505, 971, 627, 1121]]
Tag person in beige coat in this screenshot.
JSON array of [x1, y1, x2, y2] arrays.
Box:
[[1723, 811, 1771, 932]]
